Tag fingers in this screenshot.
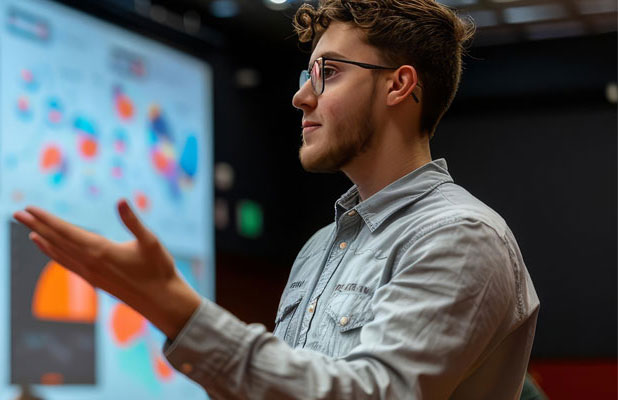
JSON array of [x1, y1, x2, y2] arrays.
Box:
[[18, 206, 97, 248], [117, 199, 157, 245], [14, 209, 86, 256], [29, 232, 93, 284]]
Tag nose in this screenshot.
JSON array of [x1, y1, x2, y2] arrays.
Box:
[[292, 79, 317, 112]]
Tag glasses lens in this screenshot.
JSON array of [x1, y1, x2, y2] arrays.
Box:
[[299, 70, 310, 90], [310, 59, 323, 95]]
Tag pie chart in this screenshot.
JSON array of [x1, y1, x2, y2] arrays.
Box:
[[32, 261, 97, 323]]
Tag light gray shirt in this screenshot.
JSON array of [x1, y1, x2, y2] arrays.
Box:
[[164, 158, 540, 399]]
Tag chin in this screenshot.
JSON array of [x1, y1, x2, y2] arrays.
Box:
[[299, 144, 344, 173], [299, 147, 324, 172]]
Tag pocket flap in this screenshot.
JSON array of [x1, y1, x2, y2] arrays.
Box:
[[275, 292, 304, 324], [325, 293, 374, 333]]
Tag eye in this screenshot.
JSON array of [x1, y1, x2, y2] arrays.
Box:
[[323, 66, 338, 80]]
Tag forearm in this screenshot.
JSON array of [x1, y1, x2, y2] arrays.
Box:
[[124, 274, 202, 340], [162, 221, 532, 400], [164, 300, 400, 400]]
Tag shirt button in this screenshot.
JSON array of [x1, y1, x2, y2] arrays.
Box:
[[308, 300, 316, 313], [347, 210, 357, 216], [339, 316, 349, 326], [339, 241, 347, 249], [180, 362, 193, 374]]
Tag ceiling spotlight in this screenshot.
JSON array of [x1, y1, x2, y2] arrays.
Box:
[[264, 0, 289, 10]]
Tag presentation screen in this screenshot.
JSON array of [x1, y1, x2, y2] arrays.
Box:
[[0, 0, 214, 399]]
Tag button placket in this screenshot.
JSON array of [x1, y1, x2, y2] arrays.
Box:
[[298, 216, 361, 348]]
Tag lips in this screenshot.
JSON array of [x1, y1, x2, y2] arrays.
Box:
[[301, 121, 321, 143], [302, 125, 320, 136], [302, 121, 321, 129]]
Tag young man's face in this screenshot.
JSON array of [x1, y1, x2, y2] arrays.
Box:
[[292, 22, 386, 173]]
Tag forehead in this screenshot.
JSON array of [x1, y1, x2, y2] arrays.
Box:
[[309, 21, 380, 65]]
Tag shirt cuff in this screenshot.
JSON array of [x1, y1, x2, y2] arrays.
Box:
[[163, 298, 250, 386]]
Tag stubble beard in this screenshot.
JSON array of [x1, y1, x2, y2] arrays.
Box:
[[299, 94, 375, 173]]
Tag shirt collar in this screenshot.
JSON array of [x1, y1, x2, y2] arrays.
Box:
[[334, 158, 453, 232]]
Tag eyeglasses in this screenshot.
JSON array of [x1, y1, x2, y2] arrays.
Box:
[[299, 56, 421, 103]]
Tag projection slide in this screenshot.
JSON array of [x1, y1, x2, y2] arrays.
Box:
[[0, 0, 214, 398], [10, 222, 96, 385]]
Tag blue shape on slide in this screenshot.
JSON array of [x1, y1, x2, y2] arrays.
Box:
[[74, 116, 97, 136], [179, 135, 198, 177], [150, 112, 173, 142]]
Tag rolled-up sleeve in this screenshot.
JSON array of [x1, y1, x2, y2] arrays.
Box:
[[164, 219, 524, 400]]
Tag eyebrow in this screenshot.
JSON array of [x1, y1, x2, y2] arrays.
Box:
[[307, 51, 349, 69]]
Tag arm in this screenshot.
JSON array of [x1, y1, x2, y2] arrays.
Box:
[[14, 205, 518, 399], [164, 219, 518, 399], [13, 199, 200, 340]]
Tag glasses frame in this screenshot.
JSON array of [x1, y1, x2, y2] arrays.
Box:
[[300, 56, 421, 103]]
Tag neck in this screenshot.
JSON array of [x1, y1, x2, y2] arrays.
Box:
[[342, 130, 432, 201]]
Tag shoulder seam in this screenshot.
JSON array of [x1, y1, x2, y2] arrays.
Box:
[[397, 216, 509, 265], [396, 217, 525, 319]]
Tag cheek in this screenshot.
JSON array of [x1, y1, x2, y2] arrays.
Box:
[[320, 98, 347, 128]]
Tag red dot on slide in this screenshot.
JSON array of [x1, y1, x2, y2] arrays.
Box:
[[41, 145, 61, 170], [152, 150, 170, 173], [154, 355, 174, 381], [79, 137, 98, 158], [134, 191, 150, 212], [116, 95, 134, 120]]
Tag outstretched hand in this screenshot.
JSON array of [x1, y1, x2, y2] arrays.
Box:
[[13, 199, 201, 339]]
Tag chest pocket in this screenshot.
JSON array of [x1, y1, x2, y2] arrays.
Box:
[[318, 291, 375, 357], [273, 290, 304, 346]]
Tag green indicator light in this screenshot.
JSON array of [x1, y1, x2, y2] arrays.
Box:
[[236, 200, 263, 238]]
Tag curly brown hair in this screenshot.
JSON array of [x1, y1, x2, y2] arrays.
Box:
[[293, 0, 474, 137]]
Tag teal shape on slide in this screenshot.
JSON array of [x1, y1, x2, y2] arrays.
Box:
[[180, 134, 198, 177], [118, 339, 162, 396]]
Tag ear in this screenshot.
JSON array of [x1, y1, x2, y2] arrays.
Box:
[[386, 65, 418, 106]]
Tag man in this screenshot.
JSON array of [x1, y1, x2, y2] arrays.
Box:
[[14, 0, 540, 399]]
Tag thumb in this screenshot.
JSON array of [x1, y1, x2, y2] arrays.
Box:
[[117, 199, 155, 243]]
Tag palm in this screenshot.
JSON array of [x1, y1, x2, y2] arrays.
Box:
[[13, 199, 202, 339], [14, 200, 176, 309]]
